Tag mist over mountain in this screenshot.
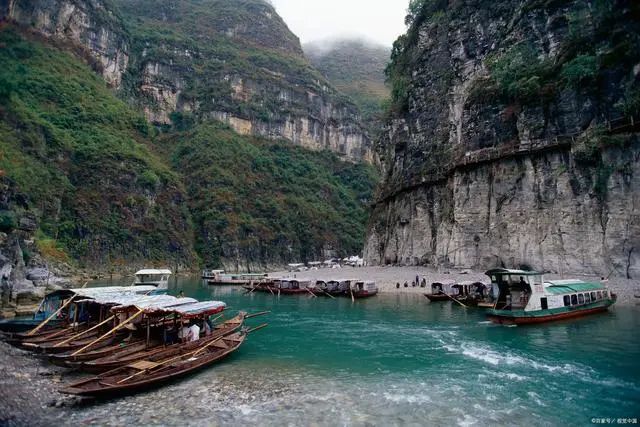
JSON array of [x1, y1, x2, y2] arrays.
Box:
[[304, 38, 390, 131]]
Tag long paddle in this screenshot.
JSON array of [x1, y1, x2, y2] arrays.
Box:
[[71, 309, 144, 356], [27, 296, 76, 336], [245, 311, 270, 319], [440, 291, 467, 308], [350, 287, 355, 303], [321, 289, 336, 300], [305, 288, 317, 298], [53, 315, 115, 347]]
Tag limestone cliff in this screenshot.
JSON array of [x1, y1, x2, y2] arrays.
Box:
[[1, 0, 372, 162], [115, 0, 372, 162], [366, 0, 640, 277], [0, 0, 129, 88]]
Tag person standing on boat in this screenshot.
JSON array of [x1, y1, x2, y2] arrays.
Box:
[[179, 321, 191, 342], [189, 322, 200, 342]]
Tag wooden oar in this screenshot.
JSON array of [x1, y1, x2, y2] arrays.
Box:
[[350, 287, 355, 303], [321, 289, 336, 299], [247, 323, 268, 334], [305, 288, 317, 298], [27, 296, 76, 336], [80, 281, 89, 288], [268, 286, 275, 295], [71, 309, 144, 356], [245, 311, 270, 319], [53, 315, 115, 347], [440, 291, 467, 307]]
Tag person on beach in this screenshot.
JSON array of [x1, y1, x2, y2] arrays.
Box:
[[396, 282, 400, 289], [416, 275, 419, 286], [404, 281, 408, 288], [421, 278, 427, 288], [412, 281, 416, 287]]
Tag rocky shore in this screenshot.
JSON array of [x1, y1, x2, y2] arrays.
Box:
[[0, 340, 81, 426]]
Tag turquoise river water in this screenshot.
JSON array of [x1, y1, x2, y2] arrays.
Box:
[[60, 277, 640, 426]]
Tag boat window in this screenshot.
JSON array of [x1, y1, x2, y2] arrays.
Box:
[[578, 294, 585, 304], [590, 292, 596, 301], [585, 293, 591, 303], [571, 294, 578, 305], [563, 295, 570, 307], [597, 291, 602, 299]]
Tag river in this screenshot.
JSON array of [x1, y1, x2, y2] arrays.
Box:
[[57, 276, 640, 426]]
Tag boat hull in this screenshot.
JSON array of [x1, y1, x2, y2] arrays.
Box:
[[487, 298, 616, 325], [59, 334, 245, 398], [424, 294, 450, 302]]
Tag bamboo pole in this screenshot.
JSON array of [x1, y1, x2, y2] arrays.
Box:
[[27, 296, 76, 336], [440, 291, 467, 308], [247, 323, 268, 334], [245, 311, 270, 319], [305, 288, 317, 298], [53, 315, 115, 347], [71, 308, 144, 356], [321, 289, 336, 300], [350, 287, 355, 303]]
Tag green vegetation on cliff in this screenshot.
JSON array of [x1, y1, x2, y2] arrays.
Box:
[[113, 0, 355, 124], [165, 123, 378, 268], [0, 27, 378, 269], [0, 28, 195, 266]]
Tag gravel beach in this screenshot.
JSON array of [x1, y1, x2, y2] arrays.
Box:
[[269, 266, 640, 305]]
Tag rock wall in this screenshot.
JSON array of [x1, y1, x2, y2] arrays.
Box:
[[0, 0, 129, 88], [366, 0, 640, 277], [116, 0, 373, 163]]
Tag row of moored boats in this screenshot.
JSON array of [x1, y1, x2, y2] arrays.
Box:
[[242, 278, 379, 299], [0, 286, 267, 398]]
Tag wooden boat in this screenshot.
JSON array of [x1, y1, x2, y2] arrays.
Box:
[[48, 337, 147, 367], [21, 330, 121, 354], [0, 317, 62, 334], [59, 332, 247, 398], [207, 272, 268, 286], [484, 269, 617, 325], [424, 281, 455, 302], [243, 279, 311, 295], [350, 281, 378, 299], [78, 312, 246, 373]]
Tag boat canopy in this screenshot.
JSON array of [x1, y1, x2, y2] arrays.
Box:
[[545, 281, 605, 295], [485, 268, 542, 276], [110, 296, 196, 313], [135, 269, 172, 276], [169, 301, 226, 319], [46, 286, 158, 301]]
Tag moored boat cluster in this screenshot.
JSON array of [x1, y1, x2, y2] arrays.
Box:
[[424, 269, 618, 324], [242, 278, 379, 299], [0, 286, 268, 399]]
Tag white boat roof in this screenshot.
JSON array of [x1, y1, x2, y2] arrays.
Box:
[[135, 269, 172, 275], [287, 263, 304, 267], [48, 286, 158, 300], [545, 279, 584, 285]]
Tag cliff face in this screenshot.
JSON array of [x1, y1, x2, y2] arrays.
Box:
[[114, 0, 372, 162], [1, 0, 129, 88], [1, 0, 372, 162], [366, 0, 640, 277]]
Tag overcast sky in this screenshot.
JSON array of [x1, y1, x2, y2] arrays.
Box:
[[270, 0, 408, 47]]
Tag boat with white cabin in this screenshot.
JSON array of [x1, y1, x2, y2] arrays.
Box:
[[133, 269, 172, 289], [484, 269, 616, 324]]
